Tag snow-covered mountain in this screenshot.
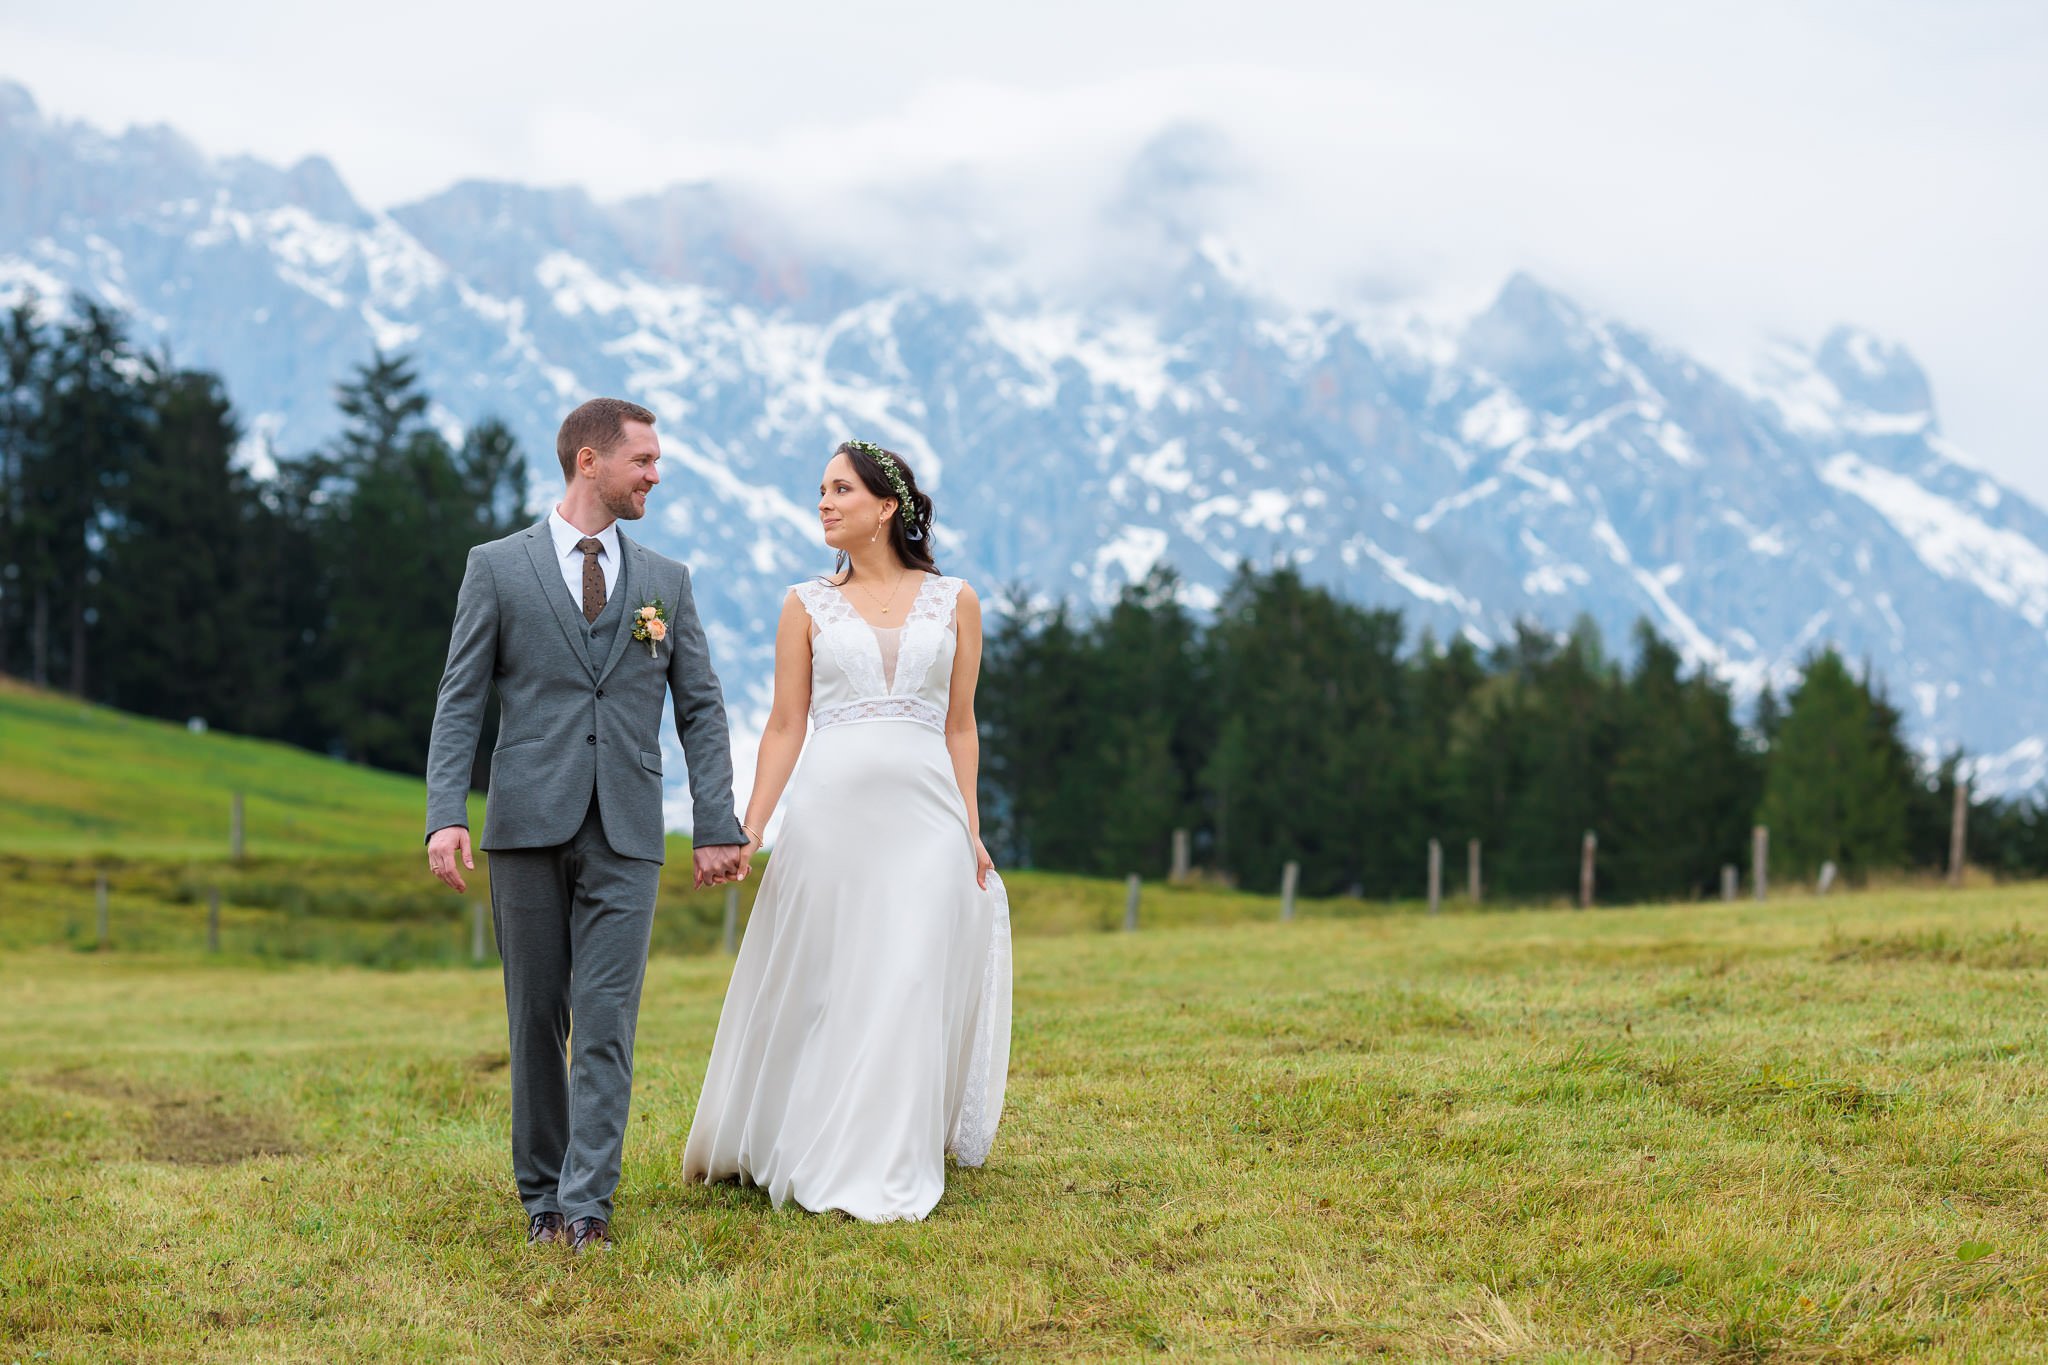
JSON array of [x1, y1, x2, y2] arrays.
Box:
[[6, 80, 2046, 799]]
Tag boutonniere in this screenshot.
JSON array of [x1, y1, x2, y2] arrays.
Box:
[[633, 599, 670, 657]]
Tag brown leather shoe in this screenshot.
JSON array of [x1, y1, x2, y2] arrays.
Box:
[[527, 1211, 566, 1247], [568, 1216, 612, 1253]]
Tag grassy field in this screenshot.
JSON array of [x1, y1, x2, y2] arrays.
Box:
[[6, 680, 2048, 1359], [3, 887, 2047, 1361]]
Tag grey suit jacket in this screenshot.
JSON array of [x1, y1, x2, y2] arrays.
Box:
[[423, 517, 745, 862]]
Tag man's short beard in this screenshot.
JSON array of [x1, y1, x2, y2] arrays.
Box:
[[601, 484, 645, 520]]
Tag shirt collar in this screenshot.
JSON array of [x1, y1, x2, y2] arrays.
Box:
[[549, 505, 620, 562]]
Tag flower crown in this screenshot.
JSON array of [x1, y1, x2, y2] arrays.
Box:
[[844, 439, 925, 542]]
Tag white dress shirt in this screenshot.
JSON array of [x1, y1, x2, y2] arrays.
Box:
[[547, 506, 621, 610]]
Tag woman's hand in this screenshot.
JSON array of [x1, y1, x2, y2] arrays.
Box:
[[971, 835, 995, 890], [737, 822, 764, 878]]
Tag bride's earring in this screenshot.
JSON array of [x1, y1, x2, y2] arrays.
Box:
[[872, 514, 884, 544]]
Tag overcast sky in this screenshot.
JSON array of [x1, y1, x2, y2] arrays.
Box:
[[5, 0, 2044, 501]]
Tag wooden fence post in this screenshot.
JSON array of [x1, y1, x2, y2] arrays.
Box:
[[1721, 863, 1737, 903], [1949, 775, 1969, 888], [96, 872, 109, 949], [1427, 839, 1443, 915], [1280, 861, 1299, 921], [1466, 838, 1481, 903], [231, 790, 245, 862], [1579, 831, 1597, 909], [1123, 874, 1141, 932], [207, 887, 221, 953], [1170, 828, 1191, 883], [472, 900, 487, 964], [1752, 825, 1769, 902], [723, 885, 740, 955]]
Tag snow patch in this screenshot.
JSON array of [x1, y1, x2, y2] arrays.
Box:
[[1127, 439, 1192, 494], [1360, 541, 1480, 613], [1094, 526, 1170, 591], [1522, 563, 1591, 596], [1458, 390, 1531, 449], [1820, 453, 2048, 628]]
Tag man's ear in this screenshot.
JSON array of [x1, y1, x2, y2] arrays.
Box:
[[576, 445, 599, 479]]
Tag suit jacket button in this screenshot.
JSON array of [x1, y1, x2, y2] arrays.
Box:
[[586, 734, 596, 745], [595, 688, 605, 698]]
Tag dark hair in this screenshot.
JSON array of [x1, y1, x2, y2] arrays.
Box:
[[831, 440, 939, 578], [556, 397, 656, 479]]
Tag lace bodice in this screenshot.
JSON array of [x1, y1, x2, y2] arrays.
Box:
[[792, 574, 963, 733]]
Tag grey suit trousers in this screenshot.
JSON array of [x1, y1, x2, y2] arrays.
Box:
[[487, 794, 660, 1224]]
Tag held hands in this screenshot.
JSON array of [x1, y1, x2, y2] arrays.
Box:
[[692, 842, 751, 891], [427, 826, 474, 892]]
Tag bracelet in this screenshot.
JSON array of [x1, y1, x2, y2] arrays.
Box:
[[740, 822, 762, 845]]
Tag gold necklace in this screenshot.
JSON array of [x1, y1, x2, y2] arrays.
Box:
[[847, 569, 910, 618]]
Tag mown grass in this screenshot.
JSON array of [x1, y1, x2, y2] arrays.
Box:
[[8, 680, 2048, 1357], [3, 886, 2046, 1361]]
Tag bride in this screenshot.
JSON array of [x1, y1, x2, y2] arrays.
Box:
[[682, 439, 1012, 1221]]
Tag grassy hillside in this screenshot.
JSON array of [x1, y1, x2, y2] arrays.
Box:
[[4, 888, 2047, 1360], [0, 676, 1995, 966], [0, 675, 482, 859], [0, 680, 1366, 962]]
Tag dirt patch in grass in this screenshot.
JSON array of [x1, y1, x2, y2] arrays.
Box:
[[42, 1073, 295, 1165]]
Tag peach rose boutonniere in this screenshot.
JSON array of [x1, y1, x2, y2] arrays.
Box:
[[633, 599, 671, 658]]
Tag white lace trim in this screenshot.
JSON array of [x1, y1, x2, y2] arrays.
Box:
[[791, 578, 860, 629], [812, 696, 946, 732], [950, 870, 1011, 1168], [793, 580, 890, 699], [904, 574, 962, 629], [892, 576, 960, 704]]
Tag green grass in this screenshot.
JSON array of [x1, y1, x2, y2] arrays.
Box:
[[6, 680, 2048, 1357], [0, 675, 483, 859], [3, 888, 2047, 1360]]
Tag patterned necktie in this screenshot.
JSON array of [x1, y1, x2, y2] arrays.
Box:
[[577, 538, 606, 622]]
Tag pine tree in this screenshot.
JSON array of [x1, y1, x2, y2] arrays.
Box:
[[1605, 623, 1760, 900], [977, 592, 1099, 868], [460, 417, 533, 540], [1090, 567, 1205, 877], [1496, 618, 1618, 899], [309, 353, 532, 773], [99, 369, 260, 725], [0, 298, 50, 681], [34, 299, 155, 696], [1202, 565, 1411, 895], [1758, 649, 1910, 882]]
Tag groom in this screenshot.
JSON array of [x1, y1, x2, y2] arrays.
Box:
[[424, 397, 749, 1253]]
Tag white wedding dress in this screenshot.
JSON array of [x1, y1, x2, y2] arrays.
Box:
[[682, 573, 1011, 1222]]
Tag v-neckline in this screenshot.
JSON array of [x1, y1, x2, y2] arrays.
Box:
[[829, 572, 931, 631]]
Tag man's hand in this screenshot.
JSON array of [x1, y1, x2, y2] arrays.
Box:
[[693, 843, 747, 891], [428, 826, 474, 892]]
